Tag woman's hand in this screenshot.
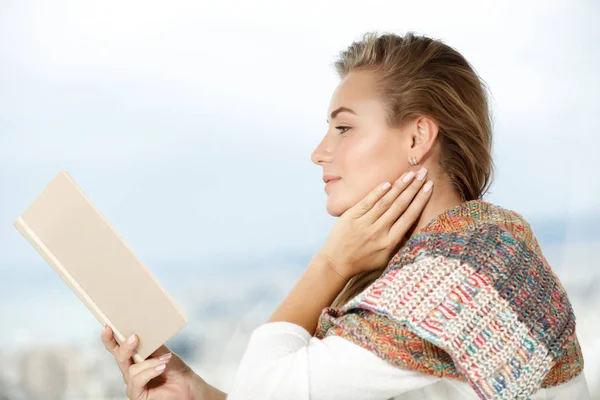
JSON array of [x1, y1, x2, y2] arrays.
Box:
[[317, 167, 433, 279], [101, 325, 206, 400]]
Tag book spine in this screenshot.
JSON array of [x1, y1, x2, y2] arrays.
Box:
[[13, 216, 131, 351]]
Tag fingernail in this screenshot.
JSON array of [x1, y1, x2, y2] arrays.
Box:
[[159, 352, 172, 361], [127, 334, 136, 344], [402, 171, 415, 183], [416, 167, 427, 181], [423, 180, 433, 192], [155, 364, 166, 371], [380, 182, 391, 191]]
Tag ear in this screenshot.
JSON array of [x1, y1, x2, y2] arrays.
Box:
[[409, 115, 439, 159]]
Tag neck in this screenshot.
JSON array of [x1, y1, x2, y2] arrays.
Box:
[[404, 172, 463, 240]]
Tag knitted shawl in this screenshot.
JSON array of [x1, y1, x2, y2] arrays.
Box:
[[314, 199, 584, 400]]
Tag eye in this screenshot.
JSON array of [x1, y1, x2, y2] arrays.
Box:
[[336, 126, 351, 134]]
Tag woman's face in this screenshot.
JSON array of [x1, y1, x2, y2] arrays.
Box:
[[311, 70, 413, 217]]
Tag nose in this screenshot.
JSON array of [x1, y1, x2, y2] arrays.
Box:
[[311, 137, 333, 166]]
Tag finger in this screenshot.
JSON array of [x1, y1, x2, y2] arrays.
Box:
[[101, 326, 131, 375], [147, 344, 173, 362], [379, 167, 429, 226], [362, 171, 415, 224], [348, 178, 395, 218], [388, 179, 433, 242], [115, 333, 139, 373], [128, 358, 170, 397], [128, 352, 172, 379], [101, 325, 120, 357], [367, 167, 428, 226]]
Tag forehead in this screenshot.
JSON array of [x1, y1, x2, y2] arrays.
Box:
[[328, 70, 381, 116]]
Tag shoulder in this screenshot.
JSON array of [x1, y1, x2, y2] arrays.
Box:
[[476, 200, 540, 249], [428, 199, 536, 239], [392, 200, 544, 269]]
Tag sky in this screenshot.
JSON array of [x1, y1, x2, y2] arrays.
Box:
[[1, 0, 599, 272]]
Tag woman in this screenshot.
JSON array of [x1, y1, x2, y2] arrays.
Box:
[[100, 31, 591, 399]]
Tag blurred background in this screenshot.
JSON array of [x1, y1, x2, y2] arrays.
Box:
[[1, 0, 598, 399]]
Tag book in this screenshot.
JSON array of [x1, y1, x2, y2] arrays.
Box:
[[13, 170, 188, 363]]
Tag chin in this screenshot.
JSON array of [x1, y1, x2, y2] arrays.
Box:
[[325, 196, 350, 217]]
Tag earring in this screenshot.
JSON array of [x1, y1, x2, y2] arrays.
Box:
[[409, 156, 418, 166]]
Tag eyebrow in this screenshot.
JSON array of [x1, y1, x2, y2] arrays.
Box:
[[326, 107, 356, 123]]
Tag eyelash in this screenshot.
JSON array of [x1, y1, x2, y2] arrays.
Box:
[[336, 126, 351, 134]]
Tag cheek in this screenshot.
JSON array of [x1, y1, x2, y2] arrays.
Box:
[[325, 134, 406, 217], [338, 138, 402, 197]]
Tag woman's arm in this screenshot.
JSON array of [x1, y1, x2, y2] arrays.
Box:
[[190, 375, 227, 400], [192, 254, 347, 399], [218, 254, 440, 400], [267, 253, 350, 335], [225, 321, 441, 400], [195, 254, 348, 399]]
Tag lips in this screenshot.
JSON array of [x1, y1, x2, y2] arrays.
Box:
[[322, 176, 341, 184], [323, 176, 341, 193]]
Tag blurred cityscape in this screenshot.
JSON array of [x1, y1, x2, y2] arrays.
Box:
[[0, 252, 306, 400]]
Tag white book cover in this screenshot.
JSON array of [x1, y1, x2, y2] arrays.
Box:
[[13, 170, 188, 363]]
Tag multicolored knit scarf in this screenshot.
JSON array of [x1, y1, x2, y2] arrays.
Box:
[[315, 199, 584, 399]]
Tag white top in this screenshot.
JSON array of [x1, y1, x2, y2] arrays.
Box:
[[227, 321, 591, 400]]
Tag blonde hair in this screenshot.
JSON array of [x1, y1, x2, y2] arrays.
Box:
[[329, 31, 495, 309]]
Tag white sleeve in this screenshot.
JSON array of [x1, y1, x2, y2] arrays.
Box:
[[227, 321, 441, 400]]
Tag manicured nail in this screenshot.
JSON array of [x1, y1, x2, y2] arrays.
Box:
[[155, 364, 166, 371], [402, 171, 415, 183], [127, 334, 136, 344], [416, 167, 427, 181], [423, 180, 433, 192], [380, 182, 391, 191], [159, 352, 172, 361]]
